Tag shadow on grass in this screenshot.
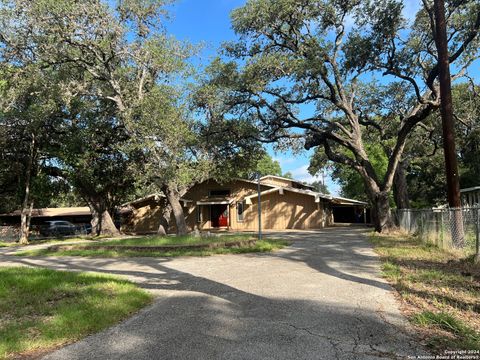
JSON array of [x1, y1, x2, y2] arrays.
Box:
[[0, 267, 152, 359], [371, 233, 480, 351], [2, 228, 429, 359]]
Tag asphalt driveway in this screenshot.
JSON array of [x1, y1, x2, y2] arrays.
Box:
[[1, 227, 427, 359]]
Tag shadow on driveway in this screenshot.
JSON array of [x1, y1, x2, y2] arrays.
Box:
[[1, 227, 428, 359]]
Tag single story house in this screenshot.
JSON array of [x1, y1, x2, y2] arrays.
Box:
[[121, 176, 369, 234]]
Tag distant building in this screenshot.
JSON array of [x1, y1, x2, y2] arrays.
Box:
[[460, 186, 480, 207]]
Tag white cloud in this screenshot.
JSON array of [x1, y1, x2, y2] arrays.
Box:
[[289, 165, 319, 183], [272, 156, 296, 168], [289, 164, 341, 196]]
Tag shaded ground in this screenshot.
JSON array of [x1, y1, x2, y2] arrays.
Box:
[[0, 267, 151, 359], [371, 233, 480, 351], [0, 228, 428, 359]]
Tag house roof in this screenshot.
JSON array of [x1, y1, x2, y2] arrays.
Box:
[[121, 193, 192, 208], [259, 175, 315, 189], [196, 197, 233, 205], [242, 186, 368, 206], [122, 177, 368, 209], [121, 193, 164, 207], [0, 207, 92, 217], [329, 196, 368, 206]]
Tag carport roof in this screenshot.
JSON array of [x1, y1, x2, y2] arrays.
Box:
[[0, 207, 92, 217]]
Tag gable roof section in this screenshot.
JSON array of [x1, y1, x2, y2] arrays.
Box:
[[242, 186, 367, 206], [122, 178, 368, 209], [121, 193, 193, 208], [259, 175, 315, 189]]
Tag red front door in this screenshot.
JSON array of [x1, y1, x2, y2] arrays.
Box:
[[211, 204, 229, 227]]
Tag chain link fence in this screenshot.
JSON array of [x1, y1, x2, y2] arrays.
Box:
[[393, 207, 480, 258]]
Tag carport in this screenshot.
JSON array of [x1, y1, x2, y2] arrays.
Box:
[[330, 197, 370, 224]]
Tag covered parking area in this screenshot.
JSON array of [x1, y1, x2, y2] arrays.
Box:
[[330, 197, 370, 224]]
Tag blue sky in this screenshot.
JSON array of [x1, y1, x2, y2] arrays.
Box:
[[163, 0, 478, 195], [164, 0, 342, 193]]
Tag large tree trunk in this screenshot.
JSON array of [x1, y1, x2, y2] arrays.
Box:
[[393, 160, 410, 209], [19, 200, 33, 244], [19, 135, 35, 244], [164, 186, 188, 236], [89, 200, 120, 237], [157, 200, 172, 236], [371, 191, 395, 233], [434, 0, 465, 246]]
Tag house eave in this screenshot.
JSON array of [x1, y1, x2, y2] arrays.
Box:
[[196, 200, 232, 205]]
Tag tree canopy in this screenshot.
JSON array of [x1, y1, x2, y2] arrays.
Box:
[[199, 0, 480, 231]]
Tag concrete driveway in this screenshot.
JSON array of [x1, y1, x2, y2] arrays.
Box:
[[1, 227, 427, 359]]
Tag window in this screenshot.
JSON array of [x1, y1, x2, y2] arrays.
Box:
[[236, 202, 244, 222], [197, 207, 202, 223], [209, 189, 231, 197]]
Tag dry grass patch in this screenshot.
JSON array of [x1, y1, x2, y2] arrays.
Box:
[[371, 233, 480, 351]]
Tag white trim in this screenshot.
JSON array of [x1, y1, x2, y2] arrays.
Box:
[[196, 200, 232, 205], [330, 196, 368, 205], [460, 186, 480, 193], [244, 187, 282, 202]]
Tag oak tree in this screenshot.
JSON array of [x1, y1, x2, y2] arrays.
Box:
[[201, 0, 480, 232]]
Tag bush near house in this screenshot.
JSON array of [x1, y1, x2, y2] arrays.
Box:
[[371, 233, 480, 351]]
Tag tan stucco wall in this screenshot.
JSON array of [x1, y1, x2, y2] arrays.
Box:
[[232, 190, 332, 231], [123, 179, 333, 234], [182, 178, 332, 230]]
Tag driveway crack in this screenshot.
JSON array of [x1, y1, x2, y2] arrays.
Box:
[[281, 322, 341, 360]]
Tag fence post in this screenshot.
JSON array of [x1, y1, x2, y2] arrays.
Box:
[[435, 211, 440, 248], [406, 209, 410, 232], [439, 210, 444, 249], [475, 208, 480, 264]]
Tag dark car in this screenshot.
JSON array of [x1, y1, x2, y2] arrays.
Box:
[[40, 220, 77, 237], [76, 223, 92, 235]]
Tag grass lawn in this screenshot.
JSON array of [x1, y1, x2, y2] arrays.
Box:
[[0, 267, 152, 359], [17, 234, 289, 257], [99, 233, 254, 246], [371, 233, 480, 351], [0, 237, 97, 248]]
